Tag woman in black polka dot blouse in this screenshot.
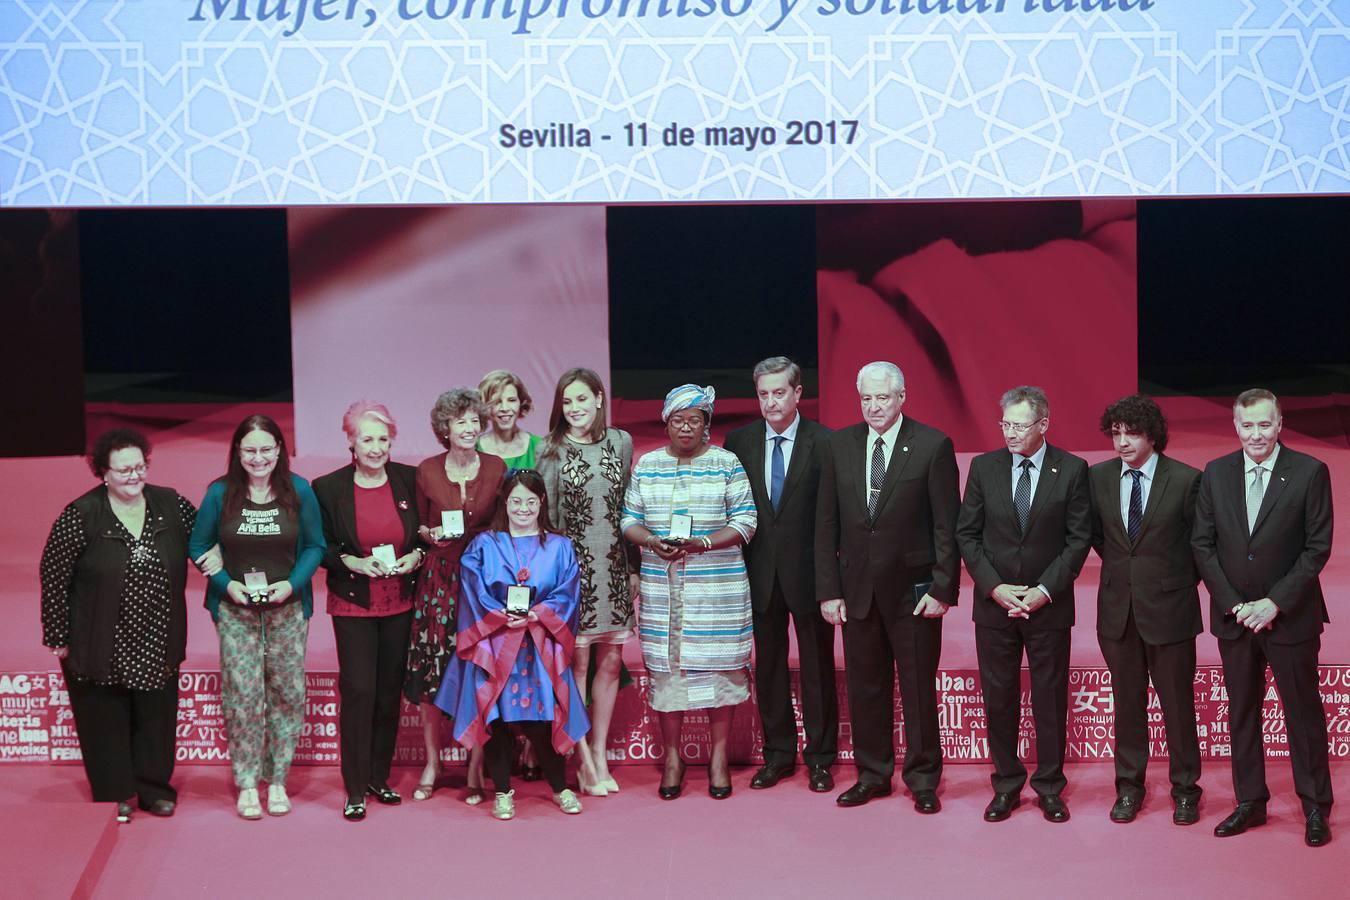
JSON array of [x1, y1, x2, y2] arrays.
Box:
[[39, 428, 217, 824]]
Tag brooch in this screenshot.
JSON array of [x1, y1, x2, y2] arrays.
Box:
[[397, 499, 410, 510], [516, 567, 530, 583]]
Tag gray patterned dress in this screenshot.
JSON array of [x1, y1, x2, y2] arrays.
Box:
[[539, 428, 636, 645]]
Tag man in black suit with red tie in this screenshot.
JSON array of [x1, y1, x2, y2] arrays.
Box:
[[725, 357, 838, 793], [816, 361, 960, 814], [1193, 389, 1334, 847], [1088, 395, 1203, 826], [957, 385, 1090, 824]]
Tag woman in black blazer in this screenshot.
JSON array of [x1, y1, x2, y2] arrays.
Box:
[[313, 401, 425, 821]]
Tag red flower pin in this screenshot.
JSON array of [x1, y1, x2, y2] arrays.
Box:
[[516, 567, 530, 583]]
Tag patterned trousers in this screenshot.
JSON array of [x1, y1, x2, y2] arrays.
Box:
[[217, 601, 310, 790]]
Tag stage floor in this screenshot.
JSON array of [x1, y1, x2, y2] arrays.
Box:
[[1, 762, 1345, 899], [3, 395, 1346, 673]]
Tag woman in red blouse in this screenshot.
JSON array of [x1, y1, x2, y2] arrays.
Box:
[[407, 388, 506, 803], [313, 401, 426, 821]]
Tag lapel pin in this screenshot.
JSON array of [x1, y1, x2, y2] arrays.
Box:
[[1280, 477, 1286, 482], [902, 446, 909, 452], [1051, 467, 1058, 474]]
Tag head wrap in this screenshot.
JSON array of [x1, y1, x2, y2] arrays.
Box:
[[662, 384, 716, 441]]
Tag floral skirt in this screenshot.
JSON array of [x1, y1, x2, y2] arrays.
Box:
[[404, 549, 460, 705]]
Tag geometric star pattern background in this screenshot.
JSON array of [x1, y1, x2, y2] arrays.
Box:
[[2, 1, 1348, 205]]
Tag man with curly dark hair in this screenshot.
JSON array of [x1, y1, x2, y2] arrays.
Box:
[[1088, 395, 1203, 827]]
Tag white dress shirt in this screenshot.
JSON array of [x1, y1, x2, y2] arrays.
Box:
[[1118, 451, 1160, 528], [866, 415, 904, 499], [763, 413, 801, 496]]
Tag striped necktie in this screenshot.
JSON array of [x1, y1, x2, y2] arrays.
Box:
[[1126, 469, 1143, 542], [868, 437, 886, 518]]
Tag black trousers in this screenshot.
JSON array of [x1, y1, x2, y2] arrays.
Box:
[[484, 723, 565, 793], [976, 621, 1070, 797], [1098, 611, 1201, 801], [753, 579, 838, 769], [332, 610, 412, 800], [841, 599, 943, 792], [64, 665, 178, 805], [1219, 630, 1332, 816]]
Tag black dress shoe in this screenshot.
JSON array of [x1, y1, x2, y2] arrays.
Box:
[[1213, 802, 1266, 837], [366, 783, 402, 805], [1038, 794, 1070, 823], [1172, 796, 1200, 826], [808, 766, 834, 793], [658, 759, 686, 801], [749, 763, 795, 790], [836, 781, 892, 807], [1109, 793, 1140, 823], [984, 792, 1020, 822], [141, 799, 176, 818], [708, 763, 733, 799], [1305, 811, 1331, 847], [343, 799, 366, 822], [913, 789, 941, 814], [116, 801, 134, 824]]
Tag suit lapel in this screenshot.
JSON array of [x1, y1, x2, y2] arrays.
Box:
[[335, 464, 358, 548], [1022, 444, 1060, 536], [1098, 463, 1131, 546], [739, 428, 770, 515], [990, 448, 1018, 530], [852, 425, 870, 516], [1133, 455, 1169, 543], [873, 417, 914, 517], [775, 420, 814, 513], [1250, 446, 1291, 537]]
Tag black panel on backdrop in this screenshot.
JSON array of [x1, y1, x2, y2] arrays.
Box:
[[80, 210, 292, 400], [1139, 197, 1350, 395], [0, 210, 85, 457], [608, 206, 816, 397]]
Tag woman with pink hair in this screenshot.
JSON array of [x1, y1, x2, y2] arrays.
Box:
[[313, 401, 426, 821]]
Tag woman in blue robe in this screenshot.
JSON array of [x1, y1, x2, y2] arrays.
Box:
[[435, 470, 590, 820]]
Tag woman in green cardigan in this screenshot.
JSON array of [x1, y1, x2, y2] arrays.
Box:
[[189, 414, 324, 820]]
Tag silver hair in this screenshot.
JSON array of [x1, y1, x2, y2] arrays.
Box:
[[430, 388, 488, 450], [752, 356, 802, 389], [856, 361, 905, 394], [999, 385, 1050, 420], [1233, 388, 1281, 417]]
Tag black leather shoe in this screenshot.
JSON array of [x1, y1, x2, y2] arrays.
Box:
[[808, 766, 834, 793], [343, 799, 366, 822], [708, 763, 733, 800], [116, 801, 134, 824], [1305, 811, 1332, 847], [1172, 796, 1200, 826], [749, 763, 795, 790], [141, 799, 176, 818], [1213, 802, 1266, 837], [913, 789, 941, 815], [366, 783, 402, 805], [1109, 793, 1140, 823], [658, 759, 686, 801], [836, 781, 892, 807], [1038, 794, 1070, 823], [984, 792, 1020, 822]]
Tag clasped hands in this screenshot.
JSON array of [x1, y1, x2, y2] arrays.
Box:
[[344, 552, 421, 579], [1233, 598, 1279, 632], [820, 593, 949, 626], [506, 609, 539, 629], [225, 579, 293, 607], [991, 583, 1049, 619]]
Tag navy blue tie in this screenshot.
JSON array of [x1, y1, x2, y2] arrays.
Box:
[[769, 436, 785, 512], [1126, 469, 1143, 542]]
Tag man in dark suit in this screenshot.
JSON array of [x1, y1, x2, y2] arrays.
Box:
[[1192, 388, 1334, 847], [725, 356, 837, 793], [1088, 395, 1203, 826], [957, 385, 1090, 824], [816, 361, 960, 813]]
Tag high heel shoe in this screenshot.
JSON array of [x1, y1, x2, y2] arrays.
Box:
[[659, 758, 686, 801], [601, 774, 620, 794], [708, 763, 733, 800], [578, 767, 609, 797], [412, 765, 441, 802]]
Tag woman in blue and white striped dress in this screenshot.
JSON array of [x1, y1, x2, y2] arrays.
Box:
[[621, 384, 756, 801]]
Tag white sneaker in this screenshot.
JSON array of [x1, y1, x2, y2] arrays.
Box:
[[267, 784, 291, 816], [236, 788, 263, 820], [554, 788, 583, 815], [492, 790, 516, 820]]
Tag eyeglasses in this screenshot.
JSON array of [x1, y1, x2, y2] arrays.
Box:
[[240, 445, 280, 458], [998, 420, 1043, 435], [507, 497, 541, 510], [109, 464, 147, 478], [669, 417, 702, 431]]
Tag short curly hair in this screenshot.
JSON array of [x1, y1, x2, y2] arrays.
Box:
[[430, 388, 488, 449], [478, 369, 533, 418], [88, 428, 152, 479], [1099, 394, 1168, 453]]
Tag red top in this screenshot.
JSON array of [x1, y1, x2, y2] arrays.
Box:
[[327, 480, 413, 618]]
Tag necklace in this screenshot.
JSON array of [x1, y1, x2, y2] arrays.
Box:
[[505, 533, 541, 584]]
